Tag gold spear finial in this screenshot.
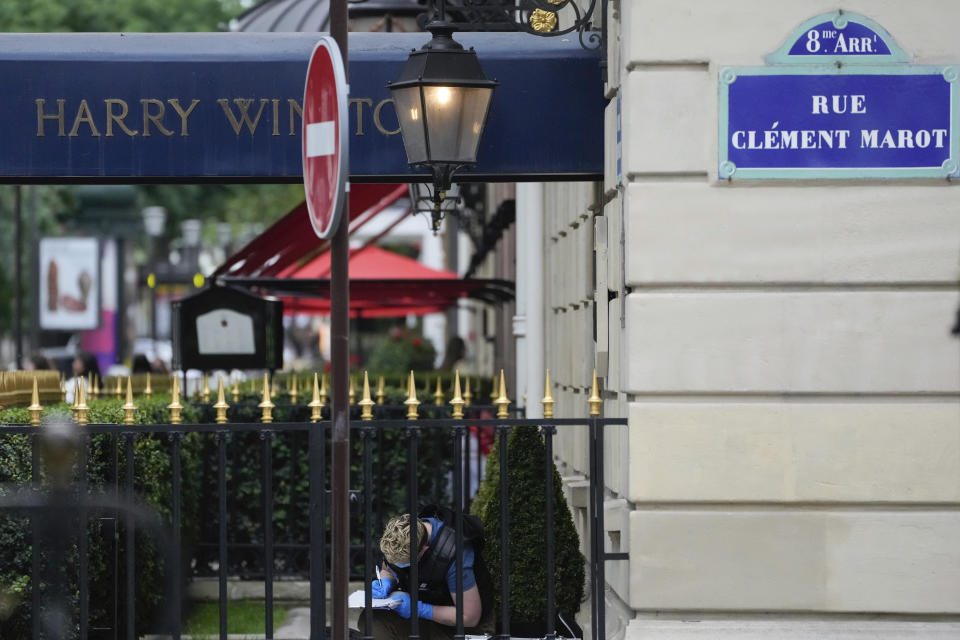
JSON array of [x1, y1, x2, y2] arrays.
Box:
[[290, 374, 299, 404], [349, 375, 356, 405], [168, 375, 183, 425], [450, 371, 464, 419], [308, 372, 323, 423], [60, 378, 66, 403], [375, 375, 385, 405], [122, 377, 137, 426], [231, 377, 240, 403], [490, 376, 498, 402], [494, 369, 511, 419], [259, 372, 275, 423], [359, 371, 375, 421], [404, 370, 420, 420], [542, 369, 555, 419], [463, 377, 473, 407], [434, 377, 444, 406], [76, 378, 90, 427], [115, 374, 123, 398], [201, 373, 211, 403], [91, 373, 99, 397], [588, 369, 602, 417], [28, 377, 43, 427], [213, 375, 230, 424], [144, 371, 153, 397], [319, 374, 329, 406], [72, 379, 80, 423]]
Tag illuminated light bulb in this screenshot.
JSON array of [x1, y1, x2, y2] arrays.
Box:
[[410, 108, 419, 121], [436, 87, 451, 105]]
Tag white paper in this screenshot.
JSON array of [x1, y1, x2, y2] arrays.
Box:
[[348, 589, 399, 609]]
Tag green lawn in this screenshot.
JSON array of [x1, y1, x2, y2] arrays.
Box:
[[184, 600, 289, 636]]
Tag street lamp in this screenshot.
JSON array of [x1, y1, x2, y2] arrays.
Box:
[[389, 14, 497, 232]]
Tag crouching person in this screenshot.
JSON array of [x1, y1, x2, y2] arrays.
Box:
[[369, 505, 495, 640]]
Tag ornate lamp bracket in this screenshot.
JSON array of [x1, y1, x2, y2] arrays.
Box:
[[428, 0, 603, 51]]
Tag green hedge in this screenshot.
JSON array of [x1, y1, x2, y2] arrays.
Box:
[[189, 383, 456, 577], [0, 395, 204, 637]]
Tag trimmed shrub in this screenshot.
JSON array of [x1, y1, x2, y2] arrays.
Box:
[[473, 426, 585, 629]]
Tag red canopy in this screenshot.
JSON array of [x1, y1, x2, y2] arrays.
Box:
[[279, 245, 457, 280], [214, 185, 514, 317], [213, 183, 408, 279], [281, 246, 463, 317]]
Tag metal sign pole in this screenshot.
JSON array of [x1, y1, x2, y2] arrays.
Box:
[[329, 1, 351, 639]]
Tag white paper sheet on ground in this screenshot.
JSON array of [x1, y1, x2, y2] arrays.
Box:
[[348, 589, 400, 609]]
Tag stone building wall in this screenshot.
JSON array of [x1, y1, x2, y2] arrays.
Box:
[[544, 1, 960, 637]]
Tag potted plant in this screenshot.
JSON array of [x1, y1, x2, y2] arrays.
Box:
[[472, 426, 585, 637]]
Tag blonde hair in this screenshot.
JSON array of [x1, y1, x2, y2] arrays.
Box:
[[380, 514, 427, 565]]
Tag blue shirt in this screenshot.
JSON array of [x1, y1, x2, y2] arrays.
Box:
[[424, 516, 477, 592]]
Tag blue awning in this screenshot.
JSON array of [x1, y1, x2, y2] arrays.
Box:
[[0, 32, 604, 182]]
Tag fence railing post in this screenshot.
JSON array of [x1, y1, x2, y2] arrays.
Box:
[[406, 370, 421, 640]]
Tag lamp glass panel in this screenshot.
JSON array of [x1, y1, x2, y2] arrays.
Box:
[[391, 86, 428, 164], [422, 86, 493, 163]]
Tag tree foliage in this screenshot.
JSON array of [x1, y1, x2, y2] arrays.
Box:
[[0, 0, 240, 33]]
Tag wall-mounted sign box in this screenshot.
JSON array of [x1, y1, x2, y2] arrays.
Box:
[[172, 286, 283, 372], [718, 11, 959, 180]]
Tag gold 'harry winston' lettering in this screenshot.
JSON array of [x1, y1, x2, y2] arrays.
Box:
[[168, 99, 199, 136], [69, 100, 100, 137], [34, 96, 395, 138], [36, 99, 66, 136], [373, 98, 400, 135], [349, 98, 373, 135], [105, 99, 139, 136], [288, 99, 302, 136], [141, 99, 174, 136], [218, 98, 270, 135]]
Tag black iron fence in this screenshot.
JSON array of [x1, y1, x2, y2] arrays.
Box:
[[0, 412, 626, 639]]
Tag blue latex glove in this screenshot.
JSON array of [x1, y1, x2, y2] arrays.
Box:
[[371, 575, 394, 599], [389, 592, 434, 620]]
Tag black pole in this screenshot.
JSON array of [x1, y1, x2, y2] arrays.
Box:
[[125, 433, 136, 640], [116, 237, 126, 365], [328, 1, 351, 638], [79, 434, 90, 639], [263, 431, 275, 638], [497, 425, 510, 640], [14, 185, 23, 369], [218, 432, 229, 639], [453, 426, 465, 639], [172, 432, 183, 640], [362, 426, 375, 638], [29, 186, 40, 356], [407, 425, 420, 640]]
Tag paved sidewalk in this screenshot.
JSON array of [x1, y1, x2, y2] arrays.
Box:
[[274, 606, 363, 639], [274, 607, 311, 639]]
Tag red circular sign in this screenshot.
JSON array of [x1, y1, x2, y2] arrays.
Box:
[[302, 37, 347, 239]]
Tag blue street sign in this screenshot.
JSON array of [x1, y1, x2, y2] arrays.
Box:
[[719, 67, 958, 179], [0, 32, 604, 182], [719, 12, 960, 179]]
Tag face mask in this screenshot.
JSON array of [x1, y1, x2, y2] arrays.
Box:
[[395, 562, 410, 568]]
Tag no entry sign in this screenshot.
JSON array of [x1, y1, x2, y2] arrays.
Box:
[[303, 37, 348, 239]]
